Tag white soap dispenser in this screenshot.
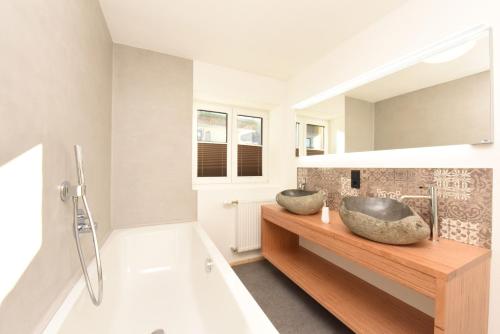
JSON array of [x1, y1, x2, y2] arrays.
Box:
[[321, 199, 330, 224]]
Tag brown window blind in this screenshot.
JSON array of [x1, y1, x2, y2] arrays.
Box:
[[196, 109, 264, 179], [237, 145, 262, 176], [197, 143, 227, 177]]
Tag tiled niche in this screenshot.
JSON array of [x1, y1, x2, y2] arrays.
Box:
[[297, 168, 493, 248]]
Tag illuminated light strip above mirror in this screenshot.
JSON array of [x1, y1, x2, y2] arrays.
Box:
[[423, 40, 477, 64], [292, 24, 490, 110]]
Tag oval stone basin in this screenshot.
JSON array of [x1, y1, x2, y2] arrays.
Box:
[[276, 189, 324, 215], [339, 196, 430, 245]]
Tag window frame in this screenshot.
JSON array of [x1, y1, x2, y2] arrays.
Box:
[[305, 123, 325, 154], [193, 102, 232, 184], [231, 107, 268, 184], [196, 109, 228, 144], [193, 102, 268, 185], [295, 122, 300, 157], [295, 116, 329, 157]]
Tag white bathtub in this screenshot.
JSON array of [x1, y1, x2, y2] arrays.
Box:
[[44, 223, 277, 334]]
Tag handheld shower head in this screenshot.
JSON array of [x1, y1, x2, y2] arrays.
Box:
[[74, 145, 85, 185]]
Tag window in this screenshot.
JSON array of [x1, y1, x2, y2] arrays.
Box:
[[295, 117, 329, 157], [306, 124, 325, 155], [237, 115, 262, 177], [194, 102, 267, 184], [197, 110, 228, 177]]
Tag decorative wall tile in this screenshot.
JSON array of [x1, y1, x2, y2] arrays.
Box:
[[434, 169, 472, 200], [376, 188, 401, 200], [297, 167, 492, 248], [441, 218, 481, 246], [341, 177, 359, 197]]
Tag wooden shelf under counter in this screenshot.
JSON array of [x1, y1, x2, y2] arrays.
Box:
[[261, 204, 491, 334]]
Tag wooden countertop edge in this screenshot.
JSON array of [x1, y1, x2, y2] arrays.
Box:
[[448, 252, 491, 279]]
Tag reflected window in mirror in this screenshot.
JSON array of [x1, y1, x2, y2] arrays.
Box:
[[306, 124, 325, 156], [295, 122, 300, 157]]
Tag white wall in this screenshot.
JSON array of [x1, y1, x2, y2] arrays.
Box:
[[193, 61, 295, 263], [197, 185, 282, 262], [289, 0, 500, 331], [194, 61, 286, 110], [329, 115, 345, 154], [269, 103, 297, 186]]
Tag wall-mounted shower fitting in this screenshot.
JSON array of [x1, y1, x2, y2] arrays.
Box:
[[60, 145, 103, 306]]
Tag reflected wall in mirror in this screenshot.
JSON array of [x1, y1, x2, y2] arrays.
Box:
[[295, 28, 492, 156]]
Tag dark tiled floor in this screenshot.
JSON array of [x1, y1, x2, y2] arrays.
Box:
[[233, 260, 353, 334]]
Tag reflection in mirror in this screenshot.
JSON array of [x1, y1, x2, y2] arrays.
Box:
[[306, 124, 325, 155], [294, 28, 492, 156]]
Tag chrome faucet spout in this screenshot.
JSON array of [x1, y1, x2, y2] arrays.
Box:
[[399, 195, 430, 201], [399, 186, 439, 242]]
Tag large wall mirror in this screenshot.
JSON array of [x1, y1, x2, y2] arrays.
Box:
[[294, 27, 492, 156]]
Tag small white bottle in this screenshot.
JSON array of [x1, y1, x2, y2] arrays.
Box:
[[321, 199, 330, 224]]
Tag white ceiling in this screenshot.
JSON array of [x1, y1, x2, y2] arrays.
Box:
[[99, 0, 406, 79]]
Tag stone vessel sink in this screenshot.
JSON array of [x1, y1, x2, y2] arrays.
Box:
[[276, 189, 324, 215], [339, 197, 430, 245]]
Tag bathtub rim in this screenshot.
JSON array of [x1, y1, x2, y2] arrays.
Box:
[[42, 222, 277, 334]]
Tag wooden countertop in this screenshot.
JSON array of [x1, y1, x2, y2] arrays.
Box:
[[262, 204, 490, 280]]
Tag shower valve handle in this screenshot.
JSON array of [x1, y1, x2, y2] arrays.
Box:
[[76, 209, 98, 233]]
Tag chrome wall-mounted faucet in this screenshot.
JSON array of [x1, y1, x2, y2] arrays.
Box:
[[399, 186, 439, 242]]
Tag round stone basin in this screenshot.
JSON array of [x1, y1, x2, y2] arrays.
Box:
[[339, 196, 430, 245], [276, 189, 324, 215]]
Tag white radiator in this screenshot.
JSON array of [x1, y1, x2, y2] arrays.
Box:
[[230, 200, 274, 253]]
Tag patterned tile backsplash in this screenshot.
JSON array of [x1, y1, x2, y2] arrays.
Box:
[[297, 168, 493, 248]]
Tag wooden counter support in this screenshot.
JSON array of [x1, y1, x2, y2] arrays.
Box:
[[261, 204, 491, 334]]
